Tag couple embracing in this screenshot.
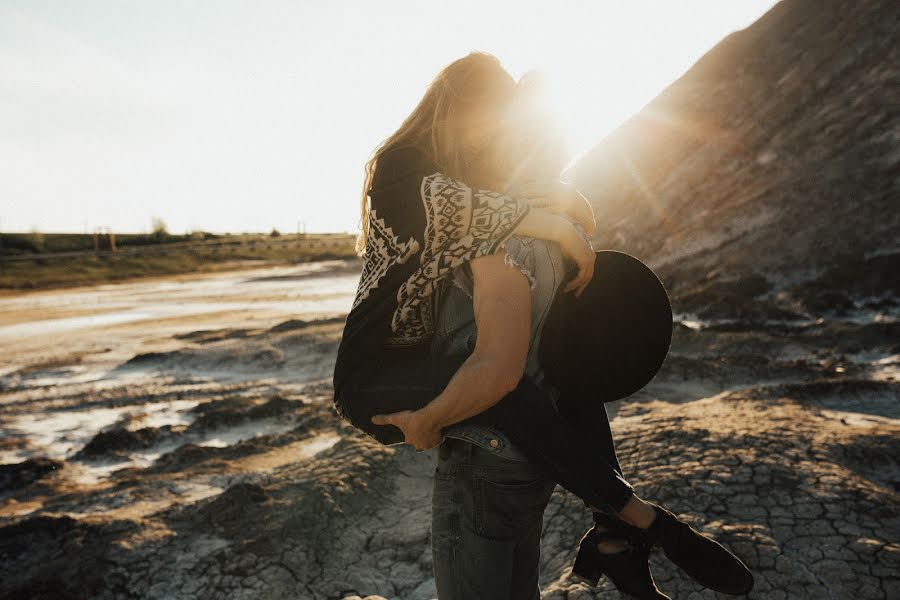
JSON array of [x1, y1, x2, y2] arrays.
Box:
[[332, 51, 754, 599]]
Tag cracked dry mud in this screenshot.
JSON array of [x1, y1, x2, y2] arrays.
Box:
[[1, 305, 897, 599]]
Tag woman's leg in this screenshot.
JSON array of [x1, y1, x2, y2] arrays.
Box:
[[342, 347, 633, 513], [430, 355, 636, 516], [555, 391, 634, 553], [556, 391, 623, 482], [555, 391, 627, 511]]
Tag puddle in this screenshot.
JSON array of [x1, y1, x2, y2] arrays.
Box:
[[195, 418, 298, 448], [845, 352, 900, 382], [65, 424, 341, 486], [3, 364, 129, 390], [820, 408, 897, 428], [0, 398, 201, 465], [0, 261, 360, 341], [0, 311, 154, 338], [674, 309, 897, 331], [295, 431, 340, 459], [872, 354, 900, 381], [674, 313, 821, 331], [0, 295, 357, 341]]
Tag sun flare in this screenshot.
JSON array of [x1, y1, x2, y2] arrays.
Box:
[[1, 1, 780, 234]]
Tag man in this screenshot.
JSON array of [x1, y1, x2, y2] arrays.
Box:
[[428, 232, 566, 599]]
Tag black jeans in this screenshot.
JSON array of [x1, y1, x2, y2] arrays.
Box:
[[340, 347, 634, 515]]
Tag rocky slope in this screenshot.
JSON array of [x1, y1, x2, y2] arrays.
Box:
[[572, 0, 899, 325]]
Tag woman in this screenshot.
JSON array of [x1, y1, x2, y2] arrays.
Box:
[[332, 51, 753, 598]]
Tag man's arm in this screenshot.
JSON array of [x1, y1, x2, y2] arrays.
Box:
[[417, 249, 531, 431]]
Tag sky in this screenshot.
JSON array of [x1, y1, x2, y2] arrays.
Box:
[[0, 0, 780, 235]]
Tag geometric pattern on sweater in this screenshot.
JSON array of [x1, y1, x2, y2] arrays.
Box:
[[386, 172, 530, 346], [351, 207, 420, 312]]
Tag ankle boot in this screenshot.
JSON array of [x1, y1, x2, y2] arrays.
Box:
[[571, 519, 671, 599], [642, 503, 754, 595]]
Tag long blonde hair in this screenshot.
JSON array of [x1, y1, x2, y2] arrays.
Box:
[[355, 51, 516, 256]]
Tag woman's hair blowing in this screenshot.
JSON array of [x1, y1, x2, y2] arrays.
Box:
[[355, 51, 516, 256]]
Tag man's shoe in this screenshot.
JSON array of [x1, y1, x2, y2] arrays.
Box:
[[642, 503, 754, 595], [571, 520, 671, 600]]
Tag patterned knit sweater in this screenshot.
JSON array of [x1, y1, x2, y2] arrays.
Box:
[[332, 145, 532, 418]]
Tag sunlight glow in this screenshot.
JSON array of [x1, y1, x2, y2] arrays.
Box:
[[0, 1, 780, 235]]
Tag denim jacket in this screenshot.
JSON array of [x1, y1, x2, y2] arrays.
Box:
[[429, 231, 567, 462]]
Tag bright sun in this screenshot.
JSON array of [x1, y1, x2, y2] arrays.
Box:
[[514, 65, 650, 174]]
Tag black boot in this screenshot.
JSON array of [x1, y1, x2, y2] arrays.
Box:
[[571, 514, 671, 599], [642, 503, 754, 595]]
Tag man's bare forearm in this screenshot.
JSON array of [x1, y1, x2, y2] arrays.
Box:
[[417, 351, 518, 431]]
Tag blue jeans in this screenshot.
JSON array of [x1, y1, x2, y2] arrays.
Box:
[[431, 437, 557, 600]]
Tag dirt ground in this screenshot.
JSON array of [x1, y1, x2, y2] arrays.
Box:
[[0, 259, 897, 599]]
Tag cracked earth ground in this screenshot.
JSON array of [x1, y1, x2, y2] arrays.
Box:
[[1, 309, 897, 600]]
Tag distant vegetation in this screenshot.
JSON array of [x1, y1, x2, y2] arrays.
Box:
[[0, 230, 358, 292]]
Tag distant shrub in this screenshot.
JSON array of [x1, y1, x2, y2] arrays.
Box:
[[151, 217, 168, 241], [270, 228, 281, 237], [26, 229, 46, 252]]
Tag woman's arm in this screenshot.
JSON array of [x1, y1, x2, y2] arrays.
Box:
[[512, 207, 596, 297], [517, 181, 596, 237]]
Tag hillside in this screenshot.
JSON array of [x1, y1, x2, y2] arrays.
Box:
[[572, 0, 898, 324]]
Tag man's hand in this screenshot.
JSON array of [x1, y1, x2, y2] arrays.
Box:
[[519, 181, 596, 237], [371, 410, 444, 451]]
